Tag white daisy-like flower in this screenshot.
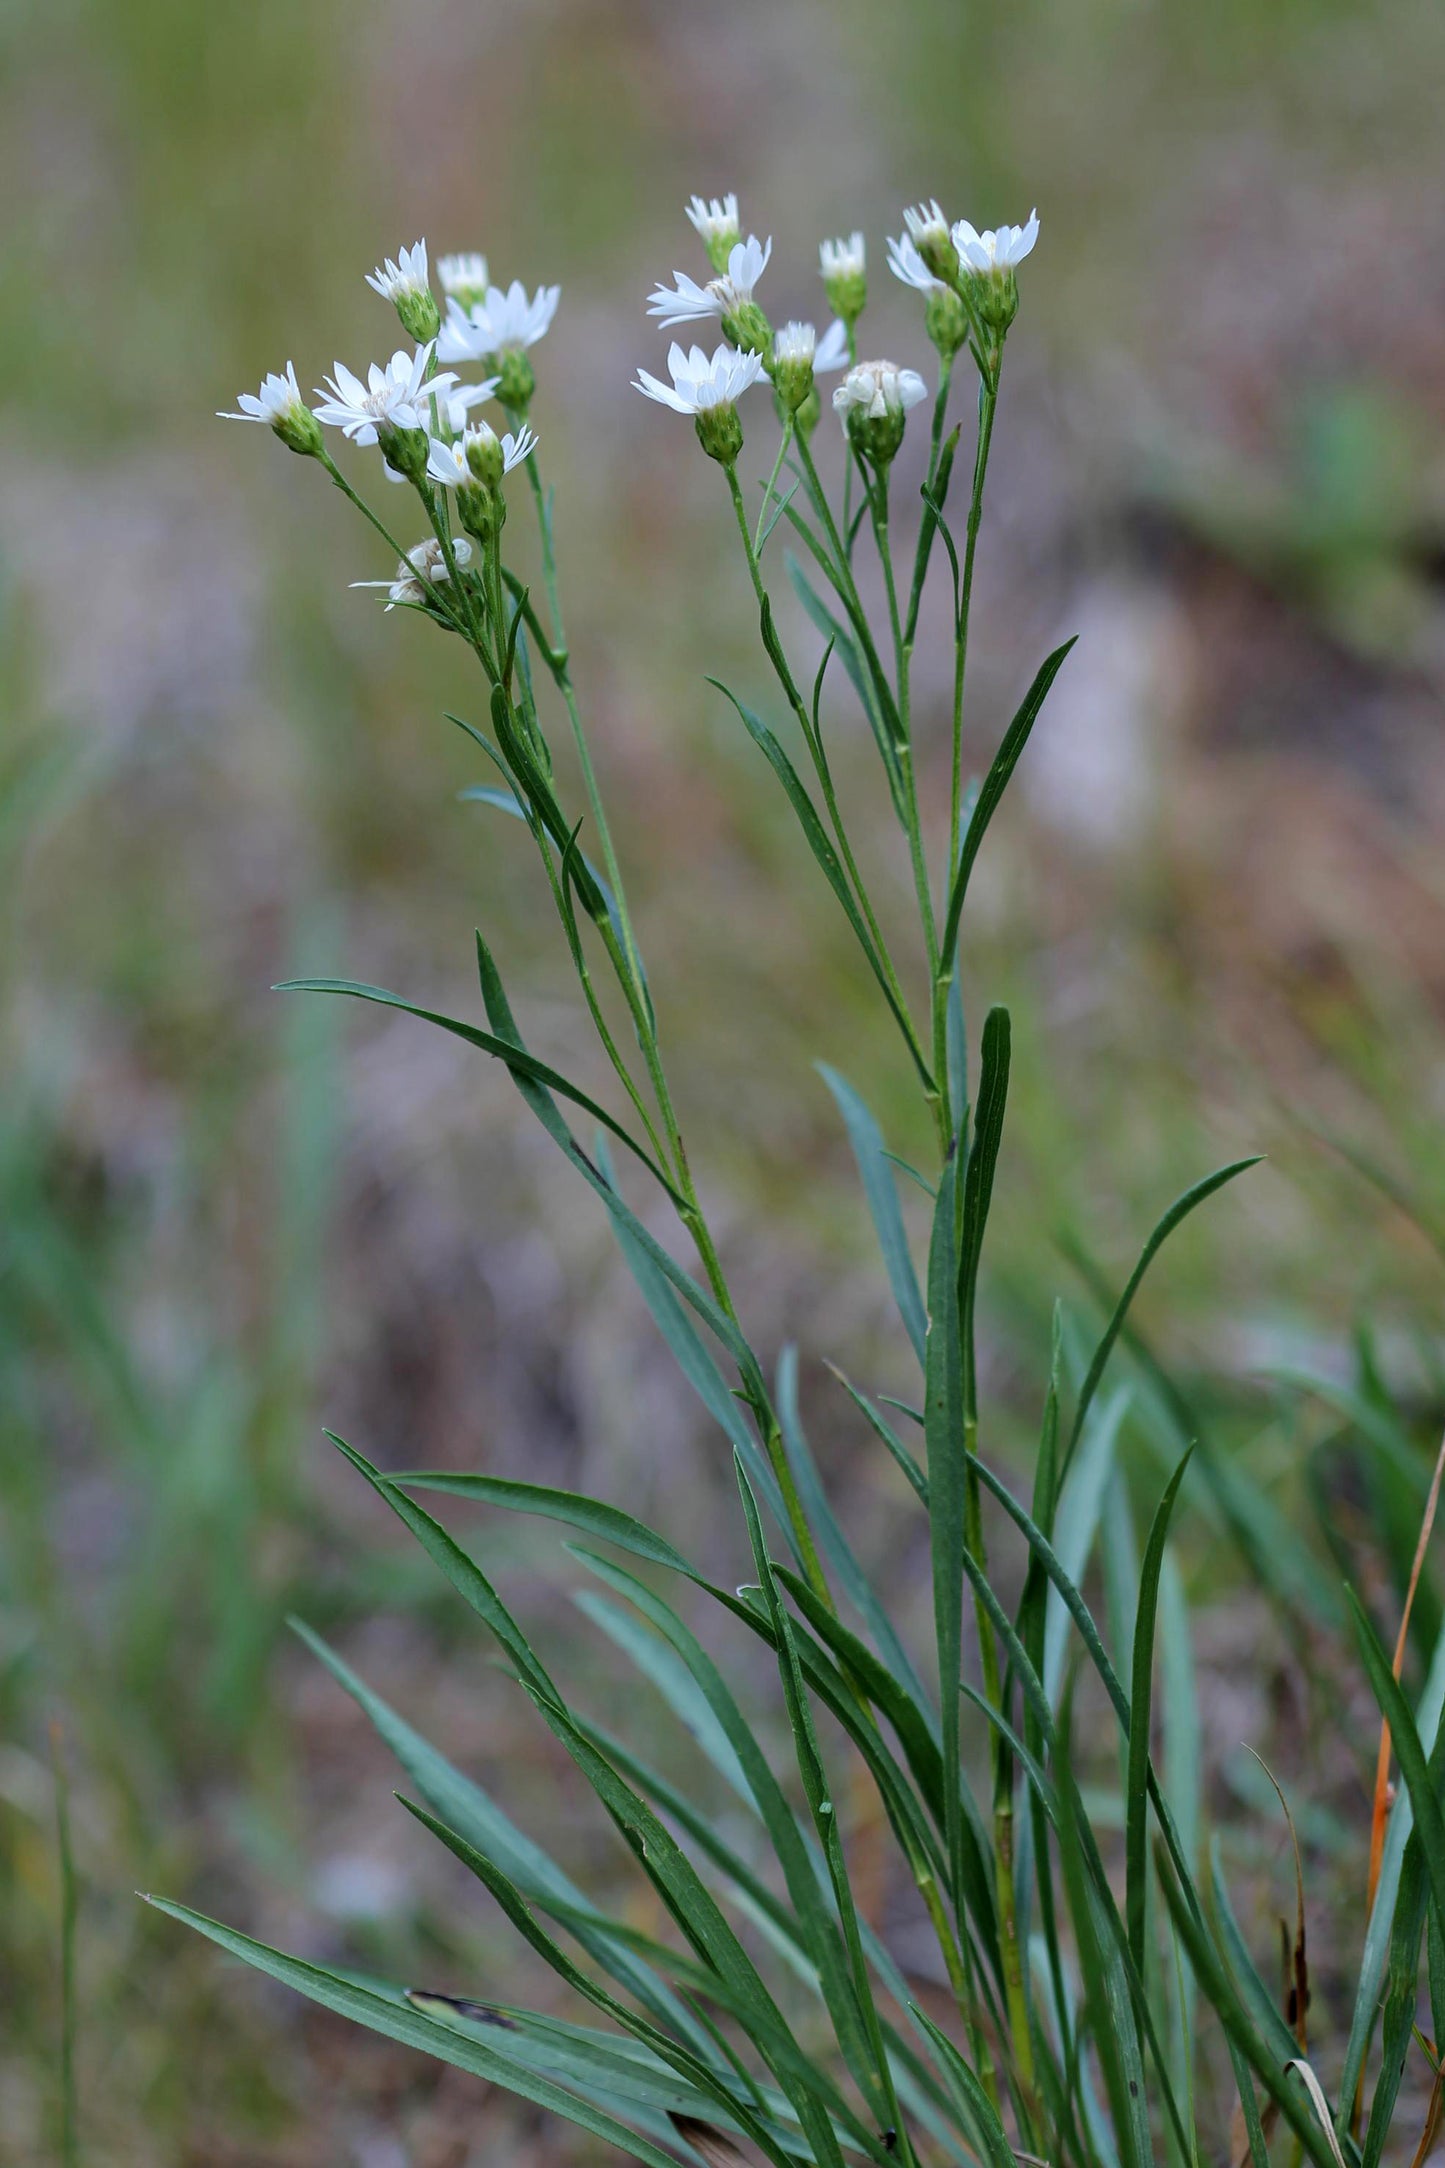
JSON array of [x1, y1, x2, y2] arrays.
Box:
[[951, 210, 1040, 273], [426, 420, 538, 488], [647, 234, 772, 326], [351, 534, 474, 610], [437, 251, 489, 299], [886, 233, 942, 294], [685, 193, 740, 254], [440, 377, 502, 433], [903, 200, 951, 253], [771, 319, 850, 373], [313, 346, 457, 445], [633, 340, 765, 415], [436, 281, 561, 361], [218, 360, 310, 428], [819, 231, 865, 283], [366, 241, 429, 303], [832, 359, 928, 421]]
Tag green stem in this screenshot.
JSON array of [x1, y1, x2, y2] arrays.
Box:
[[723, 463, 931, 1093], [753, 415, 795, 555], [904, 352, 956, 648], [948, 361, 999, 886]]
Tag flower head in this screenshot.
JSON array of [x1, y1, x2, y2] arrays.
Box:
[[437, 281, 560, 360], [440, 377, 502, 434], [833, 358, 928, 466], [648, 234, 772, 340], [218, 360, 321, 456], [634, 340, 764, 464], [951, 210, 1039, 273], [437, 251, 490, 306], [634, 340, 764, 415], [366, 241, 439, 341], [950, 210, 1039, 335], [436, 281, 559, 409], [902, 199, 957, 284], [888, 234, 971, 358], [685, 193, 741, 272], [427, 420, 538, 491], [770, 318, 850, 414], [351, 534, 474, 611], [886, 233, 940, 294], [819, 231, 867, 324], [313, 345, 456, 447]]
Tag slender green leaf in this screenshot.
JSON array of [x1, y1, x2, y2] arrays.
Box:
[[818, 1068, 927, 1365], [1126, 1450, 1194, 1974]]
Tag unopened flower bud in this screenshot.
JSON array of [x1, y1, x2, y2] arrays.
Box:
[[494, 348, 536, 411], [770, 320, 817, 414], [367, 243, 440, 343], [437, 252, 490, 309], [693, 401, 745, 466], [464, 421, 507, 489], [685, 193, 742, 275], [791, 384, 823, 441], [925, 282, 971, 359], [818, 232, 867, 326], [903, 201, 958, 288]]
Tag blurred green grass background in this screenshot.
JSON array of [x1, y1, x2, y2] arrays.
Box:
[[3, 0, 1445, 2158]]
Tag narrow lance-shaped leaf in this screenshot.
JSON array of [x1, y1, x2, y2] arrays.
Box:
[[1125, 1449, 1194, 1976], [818, 1067, 928, 1366], [1062, 1156, 1263, 1476], [939, 640, 1076, 976]]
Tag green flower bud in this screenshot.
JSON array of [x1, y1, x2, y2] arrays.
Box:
[[770, 321, 817, 414], [686, 193, 742, 276], [924, 282, 971, 359], [818, 232, 867, 327], [494, 348, 537, 411], [464, 423, 507, 489]]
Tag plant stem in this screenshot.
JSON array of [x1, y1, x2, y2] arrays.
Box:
[[753, 416, 795, 555], [948, 360, 999, 886], [723, 463, 931, 1093]]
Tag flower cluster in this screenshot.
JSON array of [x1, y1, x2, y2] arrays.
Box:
[[220, 196, 1041, 605], [219, 236, 551, 622]]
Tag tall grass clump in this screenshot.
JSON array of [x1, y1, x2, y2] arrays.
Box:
[[157, 197, 1444, 2167]]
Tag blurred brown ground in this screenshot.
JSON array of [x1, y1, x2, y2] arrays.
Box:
[[2, 0, 1444, 2160]]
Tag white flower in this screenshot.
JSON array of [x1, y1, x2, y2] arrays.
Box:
[[647, 234, 771, 326], [951, 210, 1039, 273], [352, 534, 474, 610], [819, 231, 865, 283], [887, 233, 942, 293], [685, 193, 740, 250], [441, 377, 501, 433], [436, 281, 561, 361], [903, 199, 951, 253], [814, 318, 851, 372], [832, 359, 928, 421], [772, 319, 850, 373], [218, 360, 309, 427], [426, 420, 538, 487], [366, 240, 429, 303], [633, 341, 765, 415], [437, 251, 489, 298], [313, 346, 457, 445]]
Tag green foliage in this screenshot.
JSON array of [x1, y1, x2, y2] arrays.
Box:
[[134, 194, 1445, 2168]]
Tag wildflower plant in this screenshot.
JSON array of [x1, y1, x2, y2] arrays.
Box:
[[169, 204, 1445, 2168]]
